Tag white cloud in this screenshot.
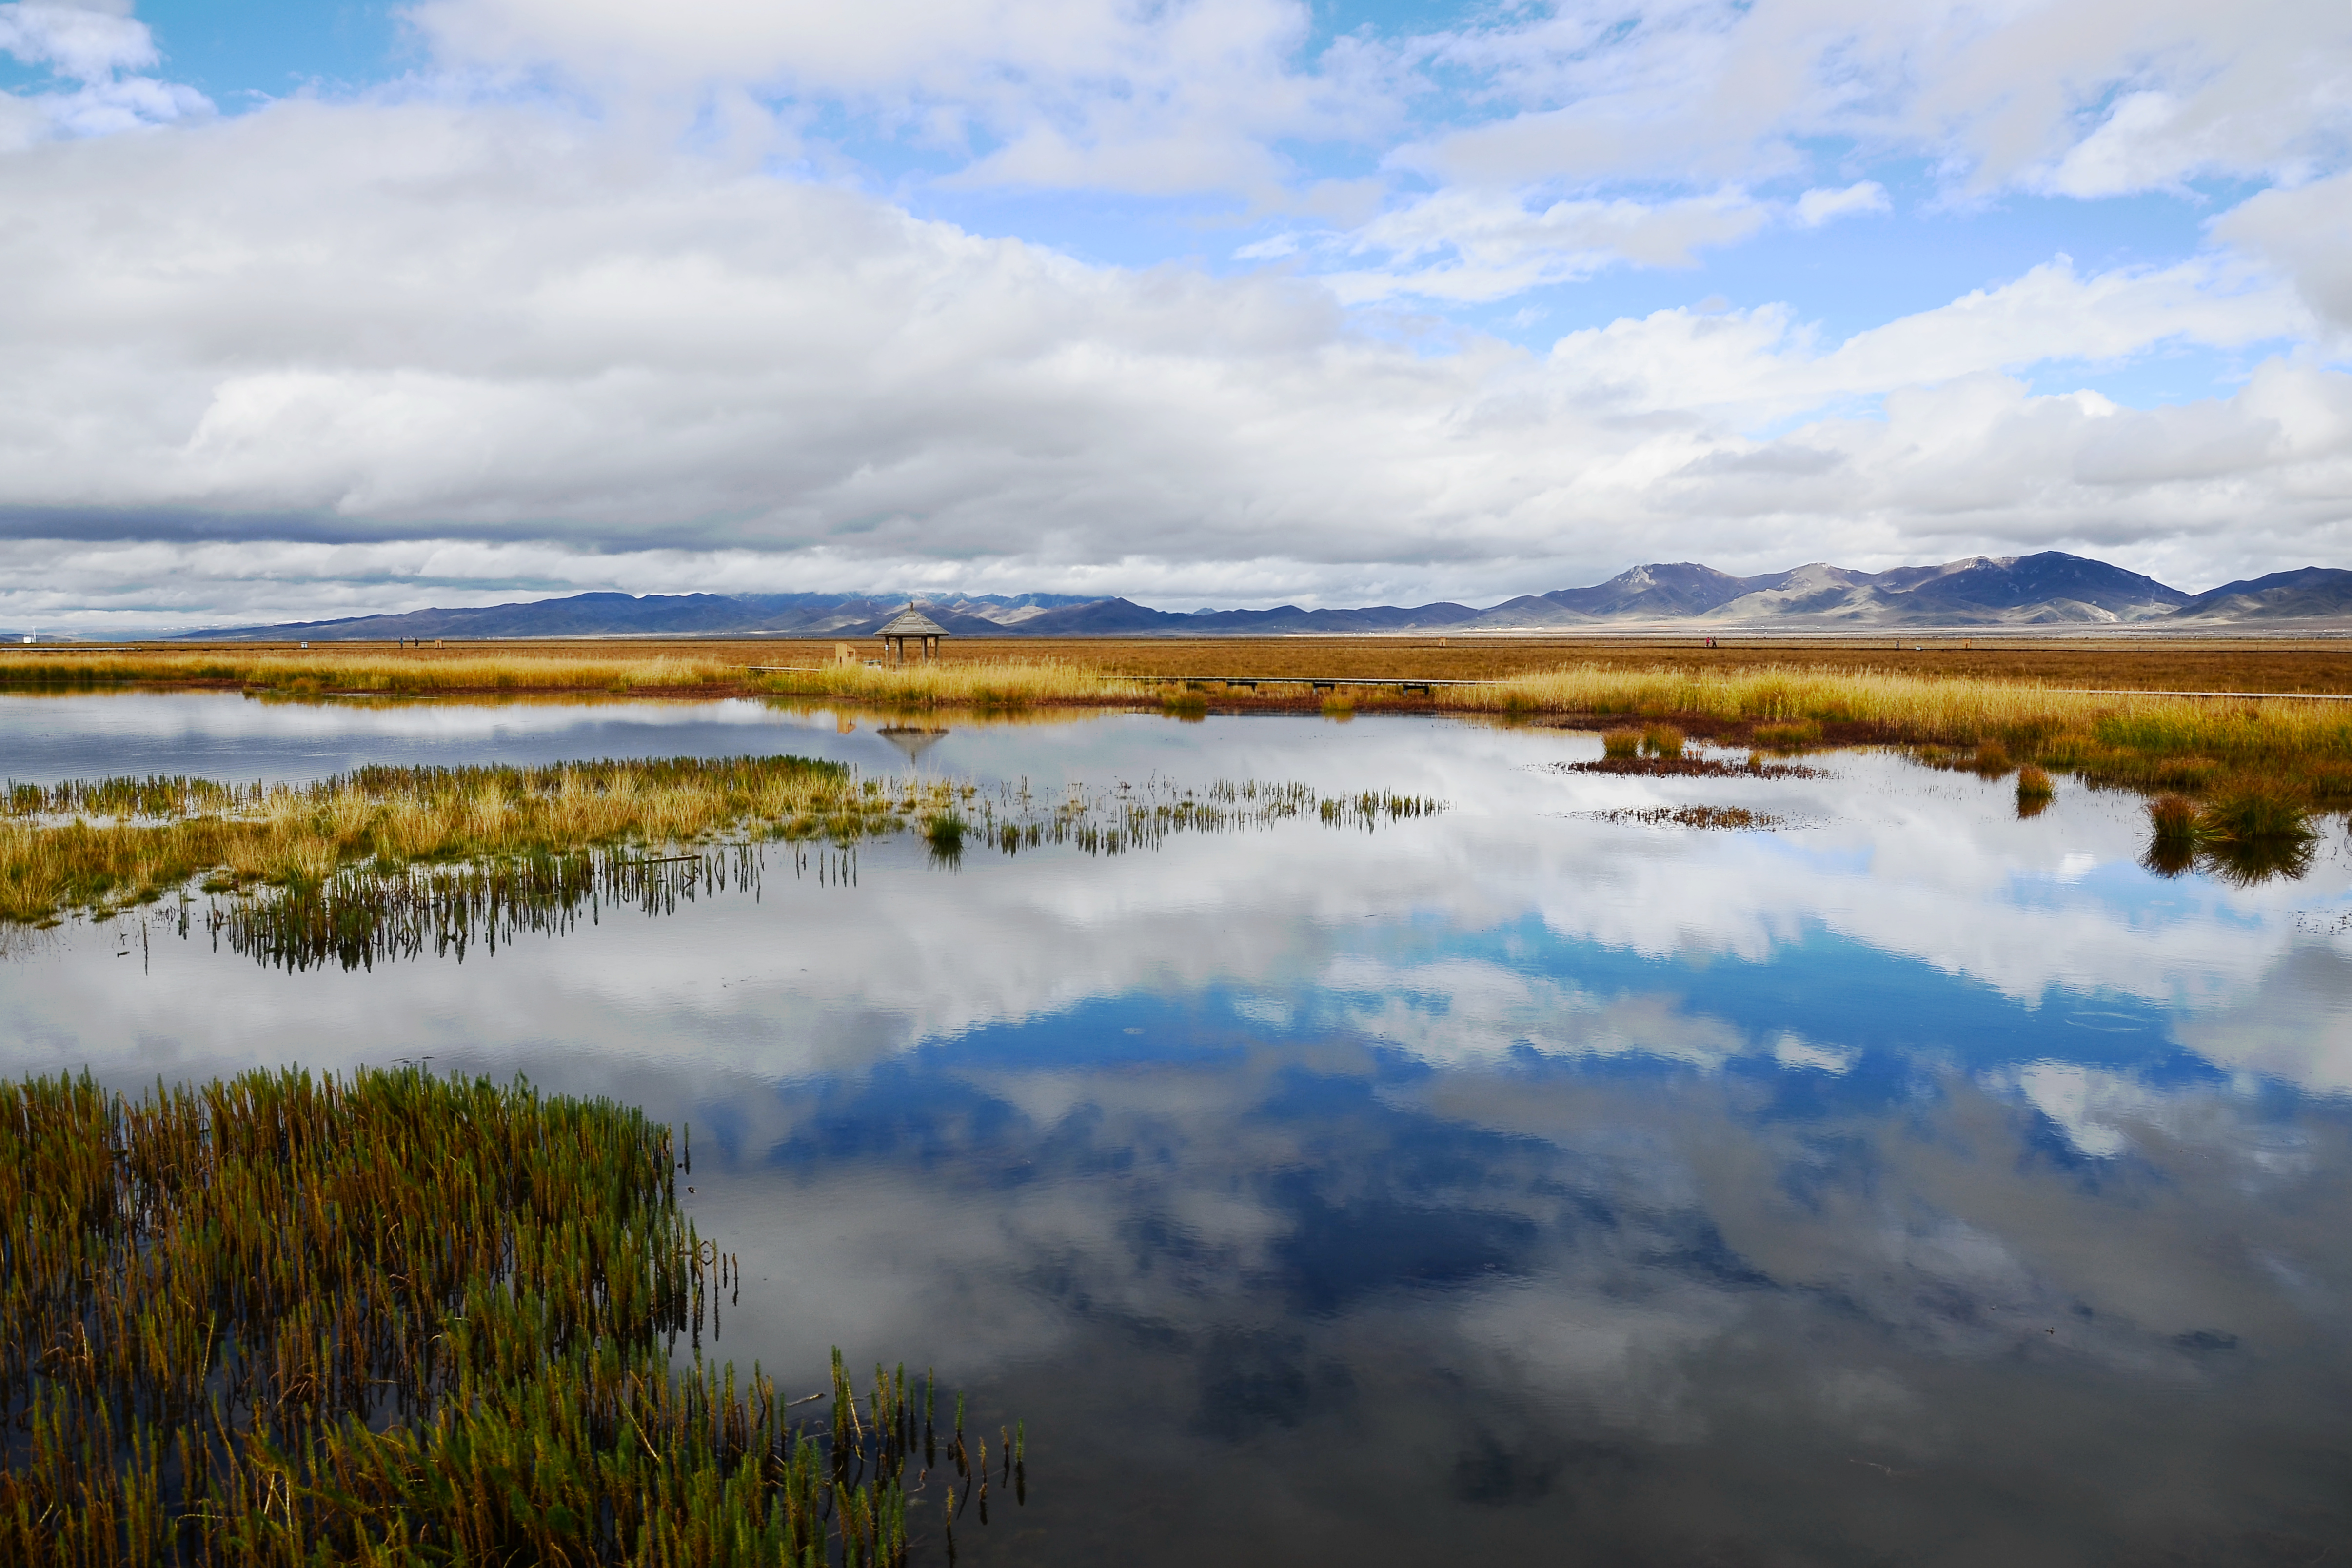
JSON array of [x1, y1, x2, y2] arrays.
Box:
[[2213, 171, 2352, 342], [1323, 186, 1770, 303], [1410, 0, 2349, 200], [0, 96, 2343, 626], [408, 0, 1398, 201], [0, 0, 207, 143], [0, 0, 153, 79], [1792, 180, 1887, 227]]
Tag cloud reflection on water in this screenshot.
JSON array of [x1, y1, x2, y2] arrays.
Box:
[[3, 700, 2351, 1560]]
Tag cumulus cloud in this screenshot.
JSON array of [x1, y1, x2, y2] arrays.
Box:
[[408, 0, 2346, 220], [1322, 187, 1770, 302], [2213, 171, 2352, 342], [0, 95, 2343, 627], [0, 0, 154, 77], [0, 0, 206, 142], [1544, 255, 2313, 422], [0, 0, 2343, 625], [407, 0, 1399, 201], [1792, 180, 1887, 227], [1410, 0, 2348, 200]]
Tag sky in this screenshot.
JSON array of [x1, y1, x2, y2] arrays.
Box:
[[0, 0, 2347, 631]]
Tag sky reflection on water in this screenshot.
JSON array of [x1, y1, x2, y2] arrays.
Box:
[[4, 695, 2351, 1562]]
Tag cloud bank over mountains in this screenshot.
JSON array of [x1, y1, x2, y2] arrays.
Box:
[[0, 0, 2345, 633]]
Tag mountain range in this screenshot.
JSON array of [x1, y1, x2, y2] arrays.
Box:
[[165, 553, 2352, 641]]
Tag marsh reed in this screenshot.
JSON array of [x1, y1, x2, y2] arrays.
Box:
[[0, 647, 752, 697], [0, 1065, 1000, 1565], [0, 646, 1153, 711], [749, 659, 1152, 708], [1442, 664, 2352, 803], [2, 760, 1446, 955], [2140, 782, 2320, 882], [13, 641, 2352, 804], [0, 756, 883, 926]]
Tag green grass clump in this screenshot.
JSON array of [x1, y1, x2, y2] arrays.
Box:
[[922, 811, 967, 869], [1640, 724, 1685, 759], [2203, 780, 2317, 845], [1751, 719, 1821, 751], [1443, 664, 2352, 804], [0, 1066, 1005, 1565], [1601, 729, 1642, 759], [2015, 765, 2055, 817], [2141, 786, 2319, 883]]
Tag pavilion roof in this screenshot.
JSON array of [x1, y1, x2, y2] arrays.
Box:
[[876, 606, 949, 637]]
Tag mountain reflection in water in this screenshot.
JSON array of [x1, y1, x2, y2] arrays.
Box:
[[3, 696, 2349, 1565]]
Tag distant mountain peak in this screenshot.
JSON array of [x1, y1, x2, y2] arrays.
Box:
[[164, 551, 2348, 641]]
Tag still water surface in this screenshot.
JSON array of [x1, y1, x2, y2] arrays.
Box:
[[6, 693, 2352, 1564]]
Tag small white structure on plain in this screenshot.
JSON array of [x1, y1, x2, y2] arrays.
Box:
[[875, 605, 948, 666]]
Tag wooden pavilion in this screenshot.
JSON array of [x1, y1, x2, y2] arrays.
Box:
[[876, 605, 949, 665]]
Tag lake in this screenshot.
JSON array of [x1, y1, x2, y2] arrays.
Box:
[[5, 691, 2351, 1564]]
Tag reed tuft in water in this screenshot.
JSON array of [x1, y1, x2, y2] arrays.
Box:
[[1751, 719, 1821, 751], [0, 1065, 1007, 1565], [2015, 765, 2055, 817], [1441, 663, 2352, 806], [2141, 784, 2318, 883]]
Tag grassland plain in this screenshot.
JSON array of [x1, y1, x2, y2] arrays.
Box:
[[8, 635, 2352, 697], [7, 638, 2352, 805], [0, 1064, 1006, 1566]]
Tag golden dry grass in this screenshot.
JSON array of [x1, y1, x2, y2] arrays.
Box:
[[9, 637, 2352, 802], [16, 632, 2352, 695], [0, 756, 931, 924], [0, 644, 1160, 708], [0, 645, 749, 695], [0, 759, 1445, 928], [1437, 663, 2352, 802], [746, 656, 1153, 706]]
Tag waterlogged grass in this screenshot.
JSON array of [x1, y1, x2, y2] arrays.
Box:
[[0, 757, 888, 926], [0, 761, 1446, 959], [0, 646, 1146, 710], [751, 658, 1152, 709], [2141, 782, 2320, 883], [2016, 765, 2055, 819], [0, 647, 755, 697], [13, 644, 2352, 803], [1584, 804, 1779, 830], [0, 1065, 1010, 1565], [1443, 664, 2352, 805], [1752, 719, 1822, 751]]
